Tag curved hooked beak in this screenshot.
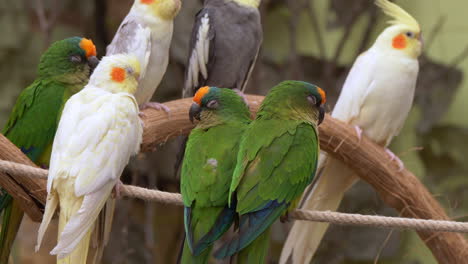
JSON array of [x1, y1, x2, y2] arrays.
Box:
[[87, 56, 100, 71], [189, 103, 202, 123], [318, 106, 325, 126]]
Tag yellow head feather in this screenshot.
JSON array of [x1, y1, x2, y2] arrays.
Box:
[[233, 0, 261, 8], [90, 54, 141, 94], [376, 0, 420, 32]]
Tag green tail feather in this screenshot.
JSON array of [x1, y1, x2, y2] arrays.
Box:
[[181, 239, 211, 264], [0, 198, 24, 263], [237, 228, 271, 264]]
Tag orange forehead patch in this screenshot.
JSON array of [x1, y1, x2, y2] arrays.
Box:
[[193, 86, 210, 105], [140, 0, 155, 4], [111, 67, 126, 83], [317, 87, 326, 105], [392, 34, 407, 50], [79, 38, 97, 58]]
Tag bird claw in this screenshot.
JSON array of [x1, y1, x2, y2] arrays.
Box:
[[385, 148, 404, 172], [233, 89, 248, 106], [138, 111, 147, 118], [140, 102, 171, 115], [112, 180, 124, 199], [354, 125, 363, 143]]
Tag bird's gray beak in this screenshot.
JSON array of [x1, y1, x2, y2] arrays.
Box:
[[189, 103, 202, 123], [87, 56, 100, 70], [318, 106, 325, 126]]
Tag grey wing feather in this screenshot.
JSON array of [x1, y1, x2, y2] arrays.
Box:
[[106, 18, 152, 79], [107, 18, 139, 55], [183, 3, 262, 97]]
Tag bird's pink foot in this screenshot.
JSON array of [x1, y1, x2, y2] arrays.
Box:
[[233, 89, 248, 106], [354, 125, 363, 143], [112, 180, 124, 199], [138, 111, 147, 118], [385, 148, 404, 172], [140, 102, 171, 114]]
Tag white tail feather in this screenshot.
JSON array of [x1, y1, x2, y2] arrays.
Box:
[[280, 157, 358, 264], [51, 183, 114, 259], [35, 192, 59, 252]]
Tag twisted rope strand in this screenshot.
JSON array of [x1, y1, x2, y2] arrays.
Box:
[[1, 159, 468, 233]]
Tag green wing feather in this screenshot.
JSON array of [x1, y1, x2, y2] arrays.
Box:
[[181, 121, 248, 262], [3, 79, 68, 164], [0, 79, 68, 263], [215, 120, 319, 259], [230, 120, 318, 213]]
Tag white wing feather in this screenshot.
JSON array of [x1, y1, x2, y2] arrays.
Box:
[[183, 13, 211, 97], [331, 50, 377, 122], [49, 87, 142, 196], [130, 25, 151, 80], [45, 86, 142, 256]]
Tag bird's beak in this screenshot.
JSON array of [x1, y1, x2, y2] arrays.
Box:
[[87, 56, 100, 71], [318, 106, 325, 126], [189, 103, 202, 123]]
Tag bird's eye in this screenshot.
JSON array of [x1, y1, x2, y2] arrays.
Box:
[[405, 31, 414, 38], [206, 100, 219, 109], [70, 55, 82, 63], [307, 95, 318, 106]]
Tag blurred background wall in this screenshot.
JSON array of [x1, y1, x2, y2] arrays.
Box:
[[1, 0, 467, 263]]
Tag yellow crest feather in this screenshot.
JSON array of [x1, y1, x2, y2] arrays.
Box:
[[375, 0, 420, 32]]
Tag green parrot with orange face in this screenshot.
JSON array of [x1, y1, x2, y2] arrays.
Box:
[[214, 80, 326, 262], [180, 86, 251, 263], [0, 37, 98, 262]]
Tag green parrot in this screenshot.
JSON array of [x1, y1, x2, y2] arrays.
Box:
[[214, 80, 326, 262], [180, 86, 251, 264], [0, 36, 98, 262]]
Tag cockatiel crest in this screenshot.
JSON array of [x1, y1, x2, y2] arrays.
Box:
[[376, 0, 419, 31], [375, 0, 422, 58]]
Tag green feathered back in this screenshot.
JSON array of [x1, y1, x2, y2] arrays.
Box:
[[181, 87, 251, 263]]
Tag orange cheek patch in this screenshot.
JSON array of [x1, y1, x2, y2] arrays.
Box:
[[111, 67, 126, 83], [193, 86, 210, 105], [392, 34, 407, 50], [140, 0, 154, 4], [317, 87, 326, 105], [79, 38, 97, 58]]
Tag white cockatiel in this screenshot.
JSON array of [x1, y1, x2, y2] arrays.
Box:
[[35, 54, 144, 264], [107, 0, 181, 110], [280, 1, 422, 263]]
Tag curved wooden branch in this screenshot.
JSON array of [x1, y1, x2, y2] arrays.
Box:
[[0, 95, 467, 262]]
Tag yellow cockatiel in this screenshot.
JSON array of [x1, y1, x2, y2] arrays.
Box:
[[35, 54, 144, 264], [280, 1, 422, 263]]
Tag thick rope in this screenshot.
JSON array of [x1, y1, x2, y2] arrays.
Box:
[[1, 159, 468, 233]]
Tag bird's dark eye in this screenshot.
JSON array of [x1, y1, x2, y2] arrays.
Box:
[[69, 55, 82, 63], [307, 95, 318, 106], [405, 31, 414, 38], [206, 100, 219, 109]]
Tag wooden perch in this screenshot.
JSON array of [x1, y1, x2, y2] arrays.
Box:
[[0, 95, 467, 262]]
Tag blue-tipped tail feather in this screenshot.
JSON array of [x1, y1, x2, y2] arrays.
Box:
[[214, 200, 289, 259]]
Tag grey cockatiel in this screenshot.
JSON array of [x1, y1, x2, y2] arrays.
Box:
[[182, 0, 263, 97], [107, 0, 181, 109]]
